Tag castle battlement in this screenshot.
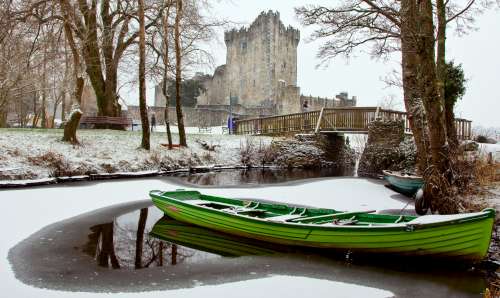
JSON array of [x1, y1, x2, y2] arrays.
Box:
[[224, 10, 300, 45]]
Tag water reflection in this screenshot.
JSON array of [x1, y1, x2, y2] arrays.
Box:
[[150, 217, 289, 257], [171, 167, 353, 187], [83, 205, 218, 270], [84, 222, 120, 269]]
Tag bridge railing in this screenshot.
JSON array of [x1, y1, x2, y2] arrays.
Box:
[[455, 118, 472, 140], [234, 107, 472, 140], [321, 107, 381, 132]]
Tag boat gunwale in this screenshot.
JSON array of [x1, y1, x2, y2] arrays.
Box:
[[149, 191, 495, 232], [382, 170, 424, 181]]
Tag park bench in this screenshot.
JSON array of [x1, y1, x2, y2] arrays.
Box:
[[80, 116, 133, 129], [198, 126, 212, 133]]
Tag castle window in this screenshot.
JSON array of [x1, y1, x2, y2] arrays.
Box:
[[240, 41, 247, 52]]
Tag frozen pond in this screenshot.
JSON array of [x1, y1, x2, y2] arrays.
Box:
[[1, 171, 489, 297]]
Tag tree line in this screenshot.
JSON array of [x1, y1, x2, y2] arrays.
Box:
[[0, 0, 223, 149]]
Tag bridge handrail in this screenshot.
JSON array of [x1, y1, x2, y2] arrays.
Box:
[[233, 107, 472, 140]]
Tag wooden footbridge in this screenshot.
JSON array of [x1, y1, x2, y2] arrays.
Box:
[[234, 107, 472, 140]]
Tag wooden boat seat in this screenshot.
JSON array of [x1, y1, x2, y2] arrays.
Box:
[[187, 199, 267, 216], [268, 214, 306, 222], [235, 209, 267, 215], [185, 199, 218, 205], [290, 210, 376, 223], [232, 201, 264, 213]]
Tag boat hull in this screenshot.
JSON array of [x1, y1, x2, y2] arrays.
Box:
[[151, 192, 494, 261], [383, 170, 424, 196]]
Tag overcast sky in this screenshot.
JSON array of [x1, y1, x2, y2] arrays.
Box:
[[129, 0, 500, 128]]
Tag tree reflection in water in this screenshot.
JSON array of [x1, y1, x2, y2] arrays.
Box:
[[177, 168, 352, 186], [84, 206, 194, 270]]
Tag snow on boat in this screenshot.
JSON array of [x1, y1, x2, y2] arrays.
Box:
[[383, 170, 424, 196], [150, 190, 495, 261]]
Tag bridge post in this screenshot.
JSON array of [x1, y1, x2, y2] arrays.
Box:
[[314, 108, 325, 133]]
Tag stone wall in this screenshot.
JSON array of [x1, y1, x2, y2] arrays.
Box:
[[299, 92, 357, 112], [127, 106, 231, 127], [358, 119, 416, 177], [277, 84, 301, 114], [272, 134, 355, 170], [196, 65, 228, 106]]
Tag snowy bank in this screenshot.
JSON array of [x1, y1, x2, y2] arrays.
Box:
[[0, 128, 275, 182]]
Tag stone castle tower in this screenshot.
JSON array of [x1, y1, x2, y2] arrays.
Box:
[[197, 11, 301, 115]]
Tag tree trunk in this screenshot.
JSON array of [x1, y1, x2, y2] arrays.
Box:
[[445, 100, 458, 147], [400, 0, 428, 174], [138, 0, 150, 150], [0, 108, 7, 128], [175, 0, 187, 147], [32, 91, 38, 127], [75, 0, 121, 125], [162, 3, 173, 149], [62, 78, 84, 144], [60, 14, 83, 144], [62, 108, 82, 144], [135, 208, 148, 269], [418, 0, 452, 213], [163, 81, 173, 149], [51, 94, 60, 129], [436, 0, 458, 149], [41, 45, 47, 129], [61, 90, 67, 122], [171, 244, 177, 265], [62, 41, 69, 122]]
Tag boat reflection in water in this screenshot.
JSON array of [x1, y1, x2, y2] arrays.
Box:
[[81, 200, 299, 272], [81, 205, 286, 271], [150, 217, 288, 257]]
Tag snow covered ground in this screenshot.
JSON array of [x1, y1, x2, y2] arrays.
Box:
[[0, 177, 410, 298], [478, 143, 500, 162], [0, 128, 275, 181]]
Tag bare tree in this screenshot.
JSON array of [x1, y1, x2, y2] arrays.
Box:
[[146, 0, 223, 148], [296, 0, 492, 213], [162, 0, 174, 149], [138, 0, 150, 150], [28, 0, 167, 127], [174, 0, 187, 147], [296, 1, 430, 173]]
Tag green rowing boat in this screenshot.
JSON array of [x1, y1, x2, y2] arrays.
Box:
[[150, 190, 495, 261]]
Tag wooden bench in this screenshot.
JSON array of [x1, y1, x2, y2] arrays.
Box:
[[198, 126, 213, 133], [80, 116, 133, 129]]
